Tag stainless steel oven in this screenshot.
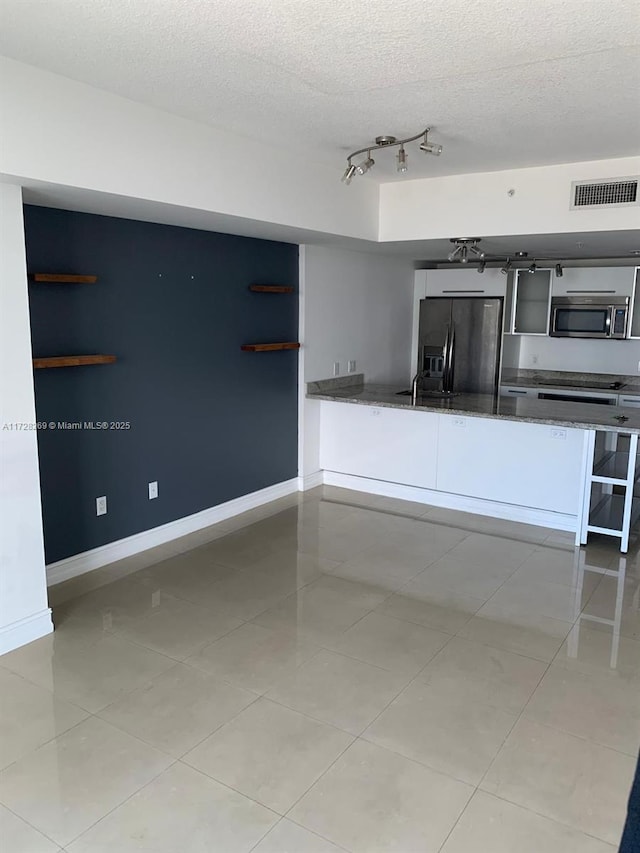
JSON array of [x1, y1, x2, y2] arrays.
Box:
[[550, 296, 629, 339]]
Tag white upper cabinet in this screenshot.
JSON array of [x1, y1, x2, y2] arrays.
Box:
[[417, 269, 507, 298], [551, 266, 636, 297]]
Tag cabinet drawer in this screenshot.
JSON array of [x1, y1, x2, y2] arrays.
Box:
[[500, 385, 537, 397], [618, 396, 640, 408]]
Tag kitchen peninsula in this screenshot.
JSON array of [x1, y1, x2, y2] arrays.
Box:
[[308, 375, 640, 551]]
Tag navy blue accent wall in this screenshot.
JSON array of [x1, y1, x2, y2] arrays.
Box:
[[25, 206, 299, 564]]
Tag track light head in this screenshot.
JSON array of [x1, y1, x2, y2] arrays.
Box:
[[460, 246, 469, 264], [396, 147, 408, 173], [355, 155, 375, 175], [341, 163, 356, 185], [555, 263, 563, 277], [447, 246, 462, 262], [477, 260, 486, 274], [420, 132, 443, 156], [501, 259, 512, 275], [528, 262, 537, 274]]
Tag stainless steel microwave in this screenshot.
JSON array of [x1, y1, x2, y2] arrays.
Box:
[[550, 296, 630, 339]]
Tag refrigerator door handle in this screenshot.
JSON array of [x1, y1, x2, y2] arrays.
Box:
[[442, 324, 451, 390], [447, 323, 456, 392]]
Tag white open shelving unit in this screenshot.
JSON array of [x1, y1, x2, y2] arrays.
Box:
[[579, 429, 640, 552]]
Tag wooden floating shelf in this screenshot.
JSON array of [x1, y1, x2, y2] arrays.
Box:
[[240, 342, 301, 352], [249, 285, 294, 293], [31, 274, 97, 284], [33, 355, 117, 369]]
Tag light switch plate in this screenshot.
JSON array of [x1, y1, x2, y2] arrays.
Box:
[[96, 495, 107, 516], [148, 481, 158, 500], [333, 361, 340, 376], [348, 360, 357, 373]]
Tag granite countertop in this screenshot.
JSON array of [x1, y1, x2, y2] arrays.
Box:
[[307, 378, 640, 435]]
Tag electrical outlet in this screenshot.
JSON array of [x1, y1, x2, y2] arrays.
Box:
[[333, 361, 340, 376], [551, 428, 567, 440], [452, 417, 466, 428], [532, 354, 539, 365], [148, 481, 158, 500], [348, 360, 357, 373], [96, 495, 107, 516]]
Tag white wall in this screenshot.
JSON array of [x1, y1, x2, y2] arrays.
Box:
[[507, 335, 640, 376], [379, 157, 640, 242], [0, 58, 379, 242], [298, 245, 414, 480], [0, 184, 53, 654], [301, 245, 414, 384]]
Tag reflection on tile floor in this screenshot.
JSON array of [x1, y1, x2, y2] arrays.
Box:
[[1, 486, 637, 851]]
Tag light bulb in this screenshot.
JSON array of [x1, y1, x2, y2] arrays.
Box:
[[396, 147, 408, 173]]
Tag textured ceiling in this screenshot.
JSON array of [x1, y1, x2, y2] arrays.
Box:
[[1, 0, 639, 180]]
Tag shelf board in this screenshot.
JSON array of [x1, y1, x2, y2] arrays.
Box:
[[592, 450, 640, 485], [33, 355, 117, 369], [31, 274, 97, 284], [249, 285, 294, 293], [587, 493, 640, 535], [240, 342, 300, 352]]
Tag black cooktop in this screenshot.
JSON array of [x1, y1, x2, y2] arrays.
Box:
[[535, 380, 625, 391]]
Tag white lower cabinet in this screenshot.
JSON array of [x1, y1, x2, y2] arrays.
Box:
[[319, 402, 438, 489], [319, 401, 585, 518], [436, 414, 584, 515]]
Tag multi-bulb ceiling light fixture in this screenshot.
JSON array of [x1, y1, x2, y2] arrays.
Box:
[[341, 127, 442, 184], [447, 238, 485, 265], [447, 240, 565, 276]]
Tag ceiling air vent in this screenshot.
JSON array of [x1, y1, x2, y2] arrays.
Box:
[[571, 177, 639, 209]]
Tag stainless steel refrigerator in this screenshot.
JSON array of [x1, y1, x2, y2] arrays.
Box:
[[417, 297, 503, 395]]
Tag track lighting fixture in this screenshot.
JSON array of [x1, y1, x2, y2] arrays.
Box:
[[555, 263, 563, 277], [477, 260, 486, 274], [341, 127, 443, 183], [448, 238, 484, 266], [501, 259, 512, 275], [528, 262, 538, 274]]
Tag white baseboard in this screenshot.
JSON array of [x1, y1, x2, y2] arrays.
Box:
[[298, 471, 324, 491], [322, 471, 577, 532], [46, 478, 299, 586], [0, 608, 53, 655]]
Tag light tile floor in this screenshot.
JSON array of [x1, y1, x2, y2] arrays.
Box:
[[1, 485, 638, 851]]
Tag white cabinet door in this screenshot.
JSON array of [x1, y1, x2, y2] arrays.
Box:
[[319, 401, 439, 489], [552, 267, 635, 297], [436, 414, 584, 515], [421, 269, 506, 298]]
